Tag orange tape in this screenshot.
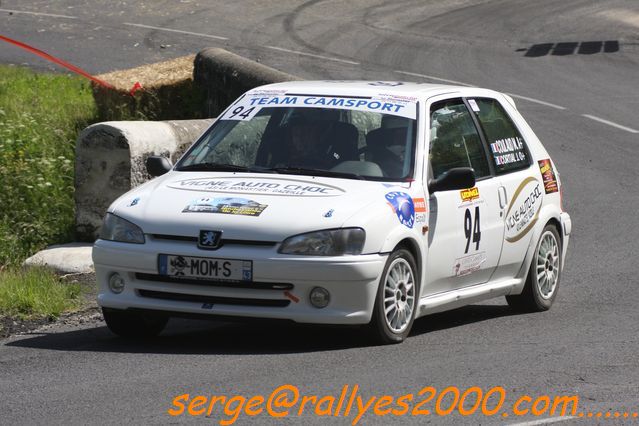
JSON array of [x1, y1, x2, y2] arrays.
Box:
[[283, 291, 300, 303], [0, 34, 141, 96]]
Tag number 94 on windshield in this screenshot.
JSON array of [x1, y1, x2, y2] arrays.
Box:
[[220, 103, 260, 121]]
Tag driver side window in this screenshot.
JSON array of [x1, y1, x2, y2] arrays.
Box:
[[429, 99, 490, 179]]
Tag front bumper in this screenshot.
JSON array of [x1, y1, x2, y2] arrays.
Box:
[[93, 239, 387, 325]]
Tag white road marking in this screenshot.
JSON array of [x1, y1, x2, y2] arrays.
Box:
[[599, 9, 639, 29], [393, 71, 569, 112], [123, 23, 228, 40], [508, 416, 577, 426], [505, 93, 567, 110], [394, 70, 472, 86], [264, 45, 360, 65], [0, 8, 78, 19], [4, 5, 635, 138], [582, 114, 639, 133]]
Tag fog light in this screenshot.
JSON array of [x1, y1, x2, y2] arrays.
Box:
[[108, 273, 126, 294], [310, 287, 330, 308]]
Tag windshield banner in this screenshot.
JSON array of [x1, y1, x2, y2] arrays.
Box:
[[220, 93, 417, 121]]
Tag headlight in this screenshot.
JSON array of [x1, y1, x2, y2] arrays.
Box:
[[99, 213, 145, 244], [278, 228, 365, 256]]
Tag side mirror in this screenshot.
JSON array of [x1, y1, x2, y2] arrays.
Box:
[[428, 167, 476, 193], [146, 156, 172, 177]]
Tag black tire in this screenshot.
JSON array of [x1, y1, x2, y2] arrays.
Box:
[[102, 308, 168, 338], [370, 248, 419, 344], [506, 224, 562, 312]]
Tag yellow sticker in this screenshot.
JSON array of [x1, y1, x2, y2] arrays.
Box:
[[460, 187, 480, 202]]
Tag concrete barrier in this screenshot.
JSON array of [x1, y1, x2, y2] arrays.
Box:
[[194, 47, 300, 117], [74, 119, 213, 241], [24, 243, 94, 274]]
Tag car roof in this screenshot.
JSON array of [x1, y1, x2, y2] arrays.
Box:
[[250, 80, 501, 101]]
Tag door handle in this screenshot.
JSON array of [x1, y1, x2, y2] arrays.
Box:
[[498, 186, 508, 209]]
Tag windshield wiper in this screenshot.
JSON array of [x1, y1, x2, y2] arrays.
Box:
[[176, 163, 277, 173], [270, 166, 364, 180]]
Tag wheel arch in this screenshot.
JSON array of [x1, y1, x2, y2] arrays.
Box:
[[389, 237, 423, 294], [511, 210, 563, 295]]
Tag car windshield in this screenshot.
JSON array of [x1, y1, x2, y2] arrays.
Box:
[[176, 96, 418, 181]]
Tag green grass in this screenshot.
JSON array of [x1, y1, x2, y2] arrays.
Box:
[[0, 65, 97, 267], [0, 267, 82, 319]]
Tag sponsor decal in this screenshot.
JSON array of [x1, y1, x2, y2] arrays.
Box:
[[323, 209, 334, 218], [505, 177, 543, 243], [247, 89, 288, 96], [385, 191, 415, 228], [168, 255, 188, 276], [538, 159, 559, 194], [453, 252, 486, 277], [490, 136, 527, 166], [168, 177, 344, 197], [183, 197, 268, 217], [460, 187, 480, 203], [415, 213, 426, 223], [377, 93, 418, 102], [127, 197, 140, 207], [220, 94, 417, 121], [413, 197, 427, 213], [468, 99, 481, 112]]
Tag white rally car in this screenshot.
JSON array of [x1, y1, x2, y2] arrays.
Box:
[[93, 81, 572, 344]]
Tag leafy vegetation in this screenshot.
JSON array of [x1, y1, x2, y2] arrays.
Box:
[[0, 65, 97, 267], [0, 267, 82, 319]]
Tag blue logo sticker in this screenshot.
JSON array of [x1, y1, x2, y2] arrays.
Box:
[[324, 209, 334, 218], [385, 191, 415, 228], [128, 197, 140, 207]]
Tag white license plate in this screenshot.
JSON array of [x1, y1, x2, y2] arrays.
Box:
[[158, 254, 252, 281]]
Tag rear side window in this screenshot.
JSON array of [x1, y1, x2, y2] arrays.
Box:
[[470, 98, 530, 173], [429, 99, 490, 179]]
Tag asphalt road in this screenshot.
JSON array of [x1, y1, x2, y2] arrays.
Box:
[[1, 1, 639, 424]]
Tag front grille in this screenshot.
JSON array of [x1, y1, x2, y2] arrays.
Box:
[[151, 234, 196, 242], [136, 273, 293, 290], [138, 289, 291, 307], [151, 234, 277, 247]]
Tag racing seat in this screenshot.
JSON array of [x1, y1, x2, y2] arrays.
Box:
[[255, 121, 359, 169], [319, 121, 359, 167], [255, 127, 291, 167], [365, 127, 408, 177]]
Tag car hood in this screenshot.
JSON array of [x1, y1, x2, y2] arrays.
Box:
[[110, 172, 413, 241]]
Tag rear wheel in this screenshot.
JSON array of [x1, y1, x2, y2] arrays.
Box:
[[370, 248, 418, 344], [102, 308, 168, 338], [507, 224, 562, 312]]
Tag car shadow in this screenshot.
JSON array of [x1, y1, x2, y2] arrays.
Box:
[[5, 304, 518, 355]]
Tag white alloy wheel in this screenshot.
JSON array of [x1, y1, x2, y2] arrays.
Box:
[[371, 248, 418, 344], [535, 231, 560, 300], [383, 257, 416, 333]]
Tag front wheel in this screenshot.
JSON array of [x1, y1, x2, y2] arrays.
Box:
[[102, 308, 168, 338], [370, 249, 418, 344], [506, 224, 562, 312]]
